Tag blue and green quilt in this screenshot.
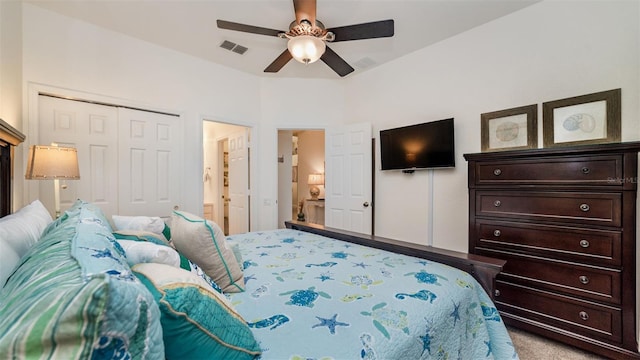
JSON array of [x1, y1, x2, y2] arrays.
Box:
[[227, 229, 518, 360]]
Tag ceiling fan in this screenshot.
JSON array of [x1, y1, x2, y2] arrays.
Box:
[[217, 0, 394, 77]]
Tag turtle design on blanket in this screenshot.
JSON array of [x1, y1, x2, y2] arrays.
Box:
[[360, 302, 410, 339]]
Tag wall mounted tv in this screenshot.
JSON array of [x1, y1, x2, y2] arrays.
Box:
[[380, 118, 455, 172]]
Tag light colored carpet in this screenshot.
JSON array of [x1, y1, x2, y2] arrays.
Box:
[[507, 326, 607, 360]]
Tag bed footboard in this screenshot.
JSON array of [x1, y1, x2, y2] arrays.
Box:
[[285, 220, 505, 300]]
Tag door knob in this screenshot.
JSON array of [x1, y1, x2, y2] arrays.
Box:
[[363, 202, 370, 208]]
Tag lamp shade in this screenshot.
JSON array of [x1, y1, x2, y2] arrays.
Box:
[[287, 35, 326, 64], [308, 174, 324, 185], [25, 145, 80, 180]]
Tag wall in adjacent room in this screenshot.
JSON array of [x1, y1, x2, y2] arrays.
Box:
[[296, 130, 325, 203]]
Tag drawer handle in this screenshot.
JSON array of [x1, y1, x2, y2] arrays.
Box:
[[579, 311, 589, 321], [493, 230, 501, 237], [579, 203, 590, 212], [581, 167, 590, 175], [579, 239, 590, 248], [494, 290, 501, 297], [493, 169, 502, 176], [579, 275, 590, 285], [494, 200, 501, 207]]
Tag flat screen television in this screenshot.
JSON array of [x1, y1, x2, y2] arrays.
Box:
[[379, 118, 455, 171]]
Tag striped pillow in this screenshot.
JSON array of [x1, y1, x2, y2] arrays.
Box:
[[0, 200, 164, 359]]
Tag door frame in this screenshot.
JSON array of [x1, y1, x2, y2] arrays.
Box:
[[202, 118, 255, 232], [276, 125, 325, 228]]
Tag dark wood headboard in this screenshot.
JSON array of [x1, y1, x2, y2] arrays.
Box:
[[0, 118, 26, 217]]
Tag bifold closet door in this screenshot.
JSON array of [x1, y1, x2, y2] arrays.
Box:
[[37, 95, 119, 217], [37, 95, 182, 219], [117, 107, 181, 217]]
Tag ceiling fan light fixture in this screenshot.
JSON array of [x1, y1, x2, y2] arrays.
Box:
[[287, 35, 326, 64]]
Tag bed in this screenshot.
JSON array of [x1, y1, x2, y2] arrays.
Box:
[[0, 121, 516, 359], [225, 223, 515, 359]]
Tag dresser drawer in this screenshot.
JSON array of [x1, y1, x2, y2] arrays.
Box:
[[478, 249, 621, 303], [495, 281, 622, 344], [474, 155, 623, 186], [476, 220, 621, 267], [476, 191, 621, 227]]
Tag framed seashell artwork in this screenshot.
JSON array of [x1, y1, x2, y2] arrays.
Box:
[[542, 88, 621, 147], [481, 104, 537, 152]]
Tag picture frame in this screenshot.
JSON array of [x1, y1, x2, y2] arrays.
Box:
[[481, 104, 537, 152], [542, 88, 621, 148]]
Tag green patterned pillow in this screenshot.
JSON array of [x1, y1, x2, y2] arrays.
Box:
[[0, 200, 164, 359], [133, 263, 261, 360]]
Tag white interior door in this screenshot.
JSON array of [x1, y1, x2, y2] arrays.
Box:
[[325, 123, 372, 235], [37, 95, 119, 217], [228, 129, 249, 234], [118, 107, 181, 217]]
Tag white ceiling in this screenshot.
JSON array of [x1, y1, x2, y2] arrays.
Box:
[[25, 0, 539, 79]]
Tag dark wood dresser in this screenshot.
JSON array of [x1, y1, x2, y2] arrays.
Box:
[[464, 142, 640, 360]]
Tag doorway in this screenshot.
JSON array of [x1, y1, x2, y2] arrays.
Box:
[[203, 120, 250, 235], [277, 129, 325, 228]]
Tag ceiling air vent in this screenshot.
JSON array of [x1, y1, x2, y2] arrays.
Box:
[[220, 40, 248, 55], [220, 40, 235, 50], [232, 45, 248, 55]]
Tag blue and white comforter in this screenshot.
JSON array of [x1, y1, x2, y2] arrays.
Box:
[[227, 229, 517, 360]]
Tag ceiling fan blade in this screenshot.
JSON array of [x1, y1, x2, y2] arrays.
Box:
[[293, 0, 316, 26], [329, 19, 394, 42], [217, 20, 283, 37], [320, 46, 354, 77], [264, 49, 293, 73]]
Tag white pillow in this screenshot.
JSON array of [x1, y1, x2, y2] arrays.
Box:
[[112, 215, 166, 235], [116, 239, 181, 268], [0, 200, 53, 287]]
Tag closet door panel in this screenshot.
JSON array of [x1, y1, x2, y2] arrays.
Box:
[[38, 95, 119, 217], [118, 108, 181, 217]]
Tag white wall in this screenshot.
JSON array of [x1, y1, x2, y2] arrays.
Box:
[[20, 4, 262, 224], [346, 0, 640, 252]]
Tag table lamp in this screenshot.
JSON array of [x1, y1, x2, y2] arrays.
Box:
[[25, 144, 80, 218], [307, 173, 324, 200]]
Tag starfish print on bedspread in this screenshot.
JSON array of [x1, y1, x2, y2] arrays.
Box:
[[352, 262, 371, 269], [450, 301, 461, 326], [316, 271, 334, 282], [312, 314, 350, 334]]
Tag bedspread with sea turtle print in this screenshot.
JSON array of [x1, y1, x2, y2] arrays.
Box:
[[226, 229, 518, 360]]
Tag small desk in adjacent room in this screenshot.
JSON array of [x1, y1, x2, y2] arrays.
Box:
[[303, 199, 325, 225]]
